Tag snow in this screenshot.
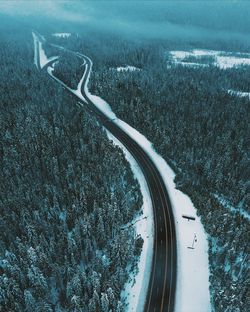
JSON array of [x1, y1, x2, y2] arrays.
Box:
[[107, 132, 154, 312], [47, 61, 87, 103], [32, 32, 58, 69], [213, 194, 250, 221], [52, 33, 71, 38], [116, 66, 140, 72], [175, 61, 208, 68], [88, 94, 116, 120], [32, 32, 38, 68], [84, 67, 211, 312], [169, 49, 250, 69], [216, 55, 250, 69], [38, 41, 58, 69], [228, 89, 250, 99]]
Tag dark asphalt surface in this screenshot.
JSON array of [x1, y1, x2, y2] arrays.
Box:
[[34, 33, 177, 312]]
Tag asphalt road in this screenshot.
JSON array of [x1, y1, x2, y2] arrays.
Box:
[[34, 33, 177, 312]]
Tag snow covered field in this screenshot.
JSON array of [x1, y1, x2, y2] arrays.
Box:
[[116, 66, 140, 72], [169, 49, 250, 69]]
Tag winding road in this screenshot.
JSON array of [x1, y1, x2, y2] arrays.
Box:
[[34, 32, 177, 312]]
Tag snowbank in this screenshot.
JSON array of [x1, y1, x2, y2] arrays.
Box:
[[47, 61, 87, 103], [107, 132, 154, 312], [169, 49, 250, 69], [216, 55, 250, 69]]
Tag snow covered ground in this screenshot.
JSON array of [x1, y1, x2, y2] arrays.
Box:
[[169, 49, 250, 69], [52, 33, 71, 38], [84, 66, 211, 312], [116, 66, 140, 72], [228, 89, 250, 99]]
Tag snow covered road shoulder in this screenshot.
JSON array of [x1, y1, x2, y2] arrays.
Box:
[[106, 132, 154, 312]]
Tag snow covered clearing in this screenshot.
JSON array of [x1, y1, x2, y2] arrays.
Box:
[[84, 76, 211, 312], [216, 55, 250, 69], [169, 49, 250, 69], [106, 131, 154, 312], [228, 89, 250, 99], [213, 194, 250, 222], [52, 33, 71, 38], [116, 66, 140, 72]]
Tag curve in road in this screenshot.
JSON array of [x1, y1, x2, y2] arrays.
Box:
[[34, 32, 177, 312]]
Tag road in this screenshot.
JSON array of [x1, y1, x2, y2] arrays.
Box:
[[34, 33, 177, 312]]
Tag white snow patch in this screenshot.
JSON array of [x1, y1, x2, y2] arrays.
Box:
[[88, 94, 116, 120], [107, 132, 154, 312], [169, 49, 250, 69], [227, 89, 250, 99], [116, 66, 140, 72], [216, 55, 250, 69], [52, 33, 71, 38], [175, 61, 208, 68]]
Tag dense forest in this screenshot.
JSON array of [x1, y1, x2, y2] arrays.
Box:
[[0, 28, 143, 311]]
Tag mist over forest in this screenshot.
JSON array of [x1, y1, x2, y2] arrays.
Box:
[[1, 1, 250, 49]]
